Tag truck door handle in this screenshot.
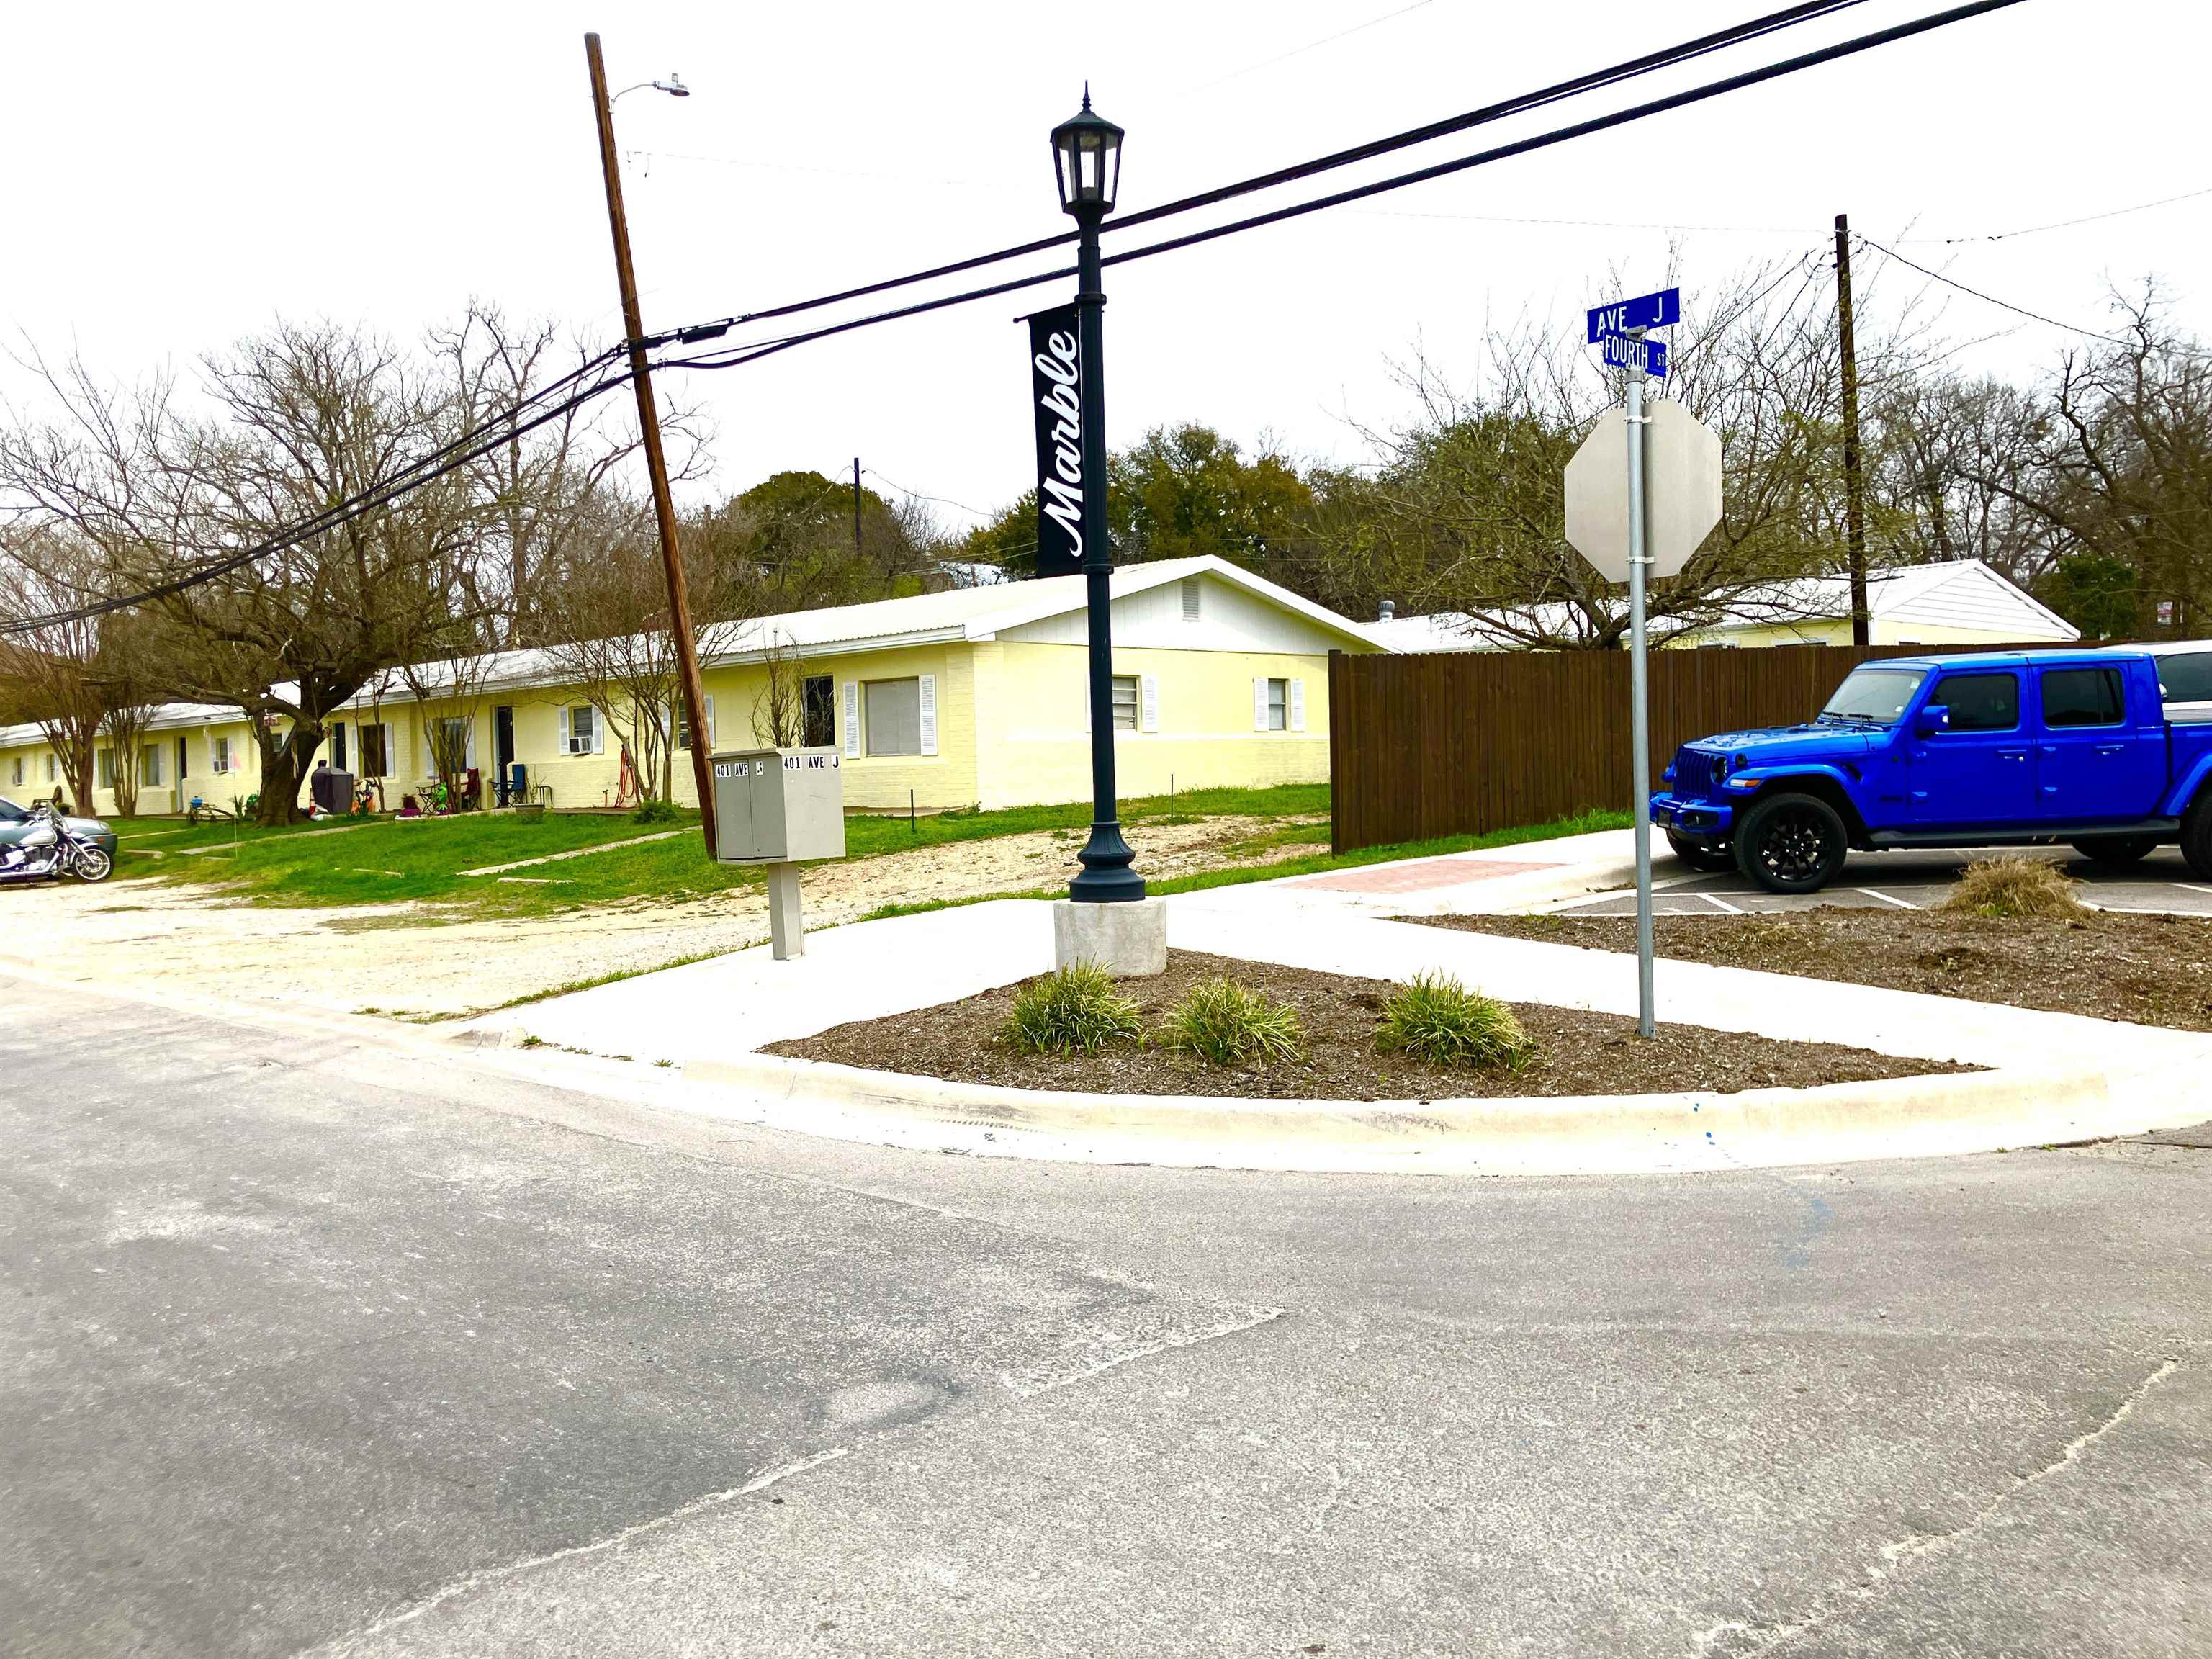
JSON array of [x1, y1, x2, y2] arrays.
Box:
[[2094, 743, 2125, 755], [1995, 748, 2028, 762]]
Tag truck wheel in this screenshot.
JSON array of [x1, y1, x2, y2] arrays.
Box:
[[1734, 793, 1848, 895], [2183, 791, 2212, 882], [2069, 835, 2159, 869], [1665, 832, 1733, 873]]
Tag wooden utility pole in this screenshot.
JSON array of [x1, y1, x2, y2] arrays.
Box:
[[585, 32, 717, 853], [1835, 212, 1871, 649]]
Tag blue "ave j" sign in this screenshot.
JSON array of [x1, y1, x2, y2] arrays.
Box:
[[1586, 287, 1681, 343]]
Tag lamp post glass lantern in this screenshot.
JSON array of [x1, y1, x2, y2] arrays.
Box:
[[1051, 89, 1141, 904]]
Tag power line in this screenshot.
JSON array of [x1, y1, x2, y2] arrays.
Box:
[[1185, 0, 1442, 92], [660, 2, 2023, 385], [1853, 234, 2139, 346], [651, 1, 1872, 344], [6, 351, 638, 631], [4, 1, 2021, 634], [860, 468, 993, 521], [1913, 183, 2212, 245]]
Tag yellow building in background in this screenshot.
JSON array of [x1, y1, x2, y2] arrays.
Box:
[[0, 555, 1383, 819]]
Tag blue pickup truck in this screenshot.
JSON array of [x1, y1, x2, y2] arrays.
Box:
[[1649, 647, 2212, 894]]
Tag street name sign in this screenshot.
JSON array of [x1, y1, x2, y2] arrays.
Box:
[[1602, 335, 1668, 377], [1585, 287, 1680, 343], [1563, 399, 1722, 583]]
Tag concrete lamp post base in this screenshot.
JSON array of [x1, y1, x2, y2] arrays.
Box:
[[1053, 898, 1168, 979]]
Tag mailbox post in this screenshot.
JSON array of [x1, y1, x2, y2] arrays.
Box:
[[711, 746, 846, 960]]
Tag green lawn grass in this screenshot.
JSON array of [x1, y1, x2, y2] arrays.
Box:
[[129, 781, 1336, 918]]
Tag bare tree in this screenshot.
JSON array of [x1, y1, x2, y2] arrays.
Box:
[[0, 530, 112, 809], [0, 325, 479, 824], [430, 302, 707, 649], [749, 630, 809, 747], [536, 497, 738, 804]]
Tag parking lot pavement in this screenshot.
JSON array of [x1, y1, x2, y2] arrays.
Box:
[[1552, 845, 2212, 918]]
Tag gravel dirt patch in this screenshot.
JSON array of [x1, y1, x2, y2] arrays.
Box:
[[765, 948, 1961, 1101], [1421, 909, 2212, 1031], [1, 814, 1319, 1022]]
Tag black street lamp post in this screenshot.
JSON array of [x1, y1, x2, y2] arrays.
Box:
[[1052, 89, 1144, 904]]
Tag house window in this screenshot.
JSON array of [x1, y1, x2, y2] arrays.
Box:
[[212, 736, 233, 775], [98, 748, 117, 789], [865, 678, 922, 757], [567, 705, 598, 756], [332, 722, 348, 772], [360, 724, 390, 778], [139, 746, 163, 787], [2040, 667, 2125, 729], [802, 675, 837, 748], [431, 716, 472, 773], [1266, 678, 1289, 732], [45, 754, 56, 784], [1111, 675, 1140, 731], [675, 695, 715, 751], [9, 758, 19, 787]]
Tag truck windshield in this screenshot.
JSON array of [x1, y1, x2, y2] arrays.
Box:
[[1817, 667, 1929, 725]]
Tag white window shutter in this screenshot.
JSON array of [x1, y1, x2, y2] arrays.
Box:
[[1253, 678, 1269, 732], [842, 682, 860, 756], [704, 694, 716, 749], [557, 706, 571, 755], [590, 709, 604, 755], [1290, 678, 1307, 732], [918, 675, 938, 756], [1141, 674, 1159, 733]]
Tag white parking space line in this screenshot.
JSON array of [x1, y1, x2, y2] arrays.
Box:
[[1701, 893, 1745, 914], [1853, 888, 1919, 909], [2183, 885, 2212, 899]]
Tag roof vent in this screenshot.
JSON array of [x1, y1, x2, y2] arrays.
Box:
[[1377, 599, 1396, 621], [1180, 577, 1201, 621]]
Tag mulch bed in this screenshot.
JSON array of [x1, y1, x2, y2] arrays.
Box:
[[1419, 910, 2212, 1032], [764, 949, 1961, 1102]]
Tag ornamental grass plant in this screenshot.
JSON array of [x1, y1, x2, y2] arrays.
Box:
[[1940, 856, 2087, 920], [1159, 977, 1305, 1069], [1000, 963, 1145, 1056], [1375, 971, 1536, 1071]]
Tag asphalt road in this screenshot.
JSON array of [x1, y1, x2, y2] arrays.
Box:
[[1561, 843, 2212, 917], [5, 975, 2209, 1658]]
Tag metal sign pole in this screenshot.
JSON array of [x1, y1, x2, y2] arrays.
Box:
[[1624, 333, 1656, 1038]]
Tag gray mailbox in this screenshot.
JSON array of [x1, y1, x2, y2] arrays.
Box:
[[711, 747, 845, 959]]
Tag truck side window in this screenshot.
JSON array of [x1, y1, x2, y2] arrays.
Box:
[[1933, 673, 2018, 732], [2041, 667, 2126, 729], [2158, 652, 2212, 702]]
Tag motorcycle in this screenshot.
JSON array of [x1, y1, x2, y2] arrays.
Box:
[[0, 803, 115, 886]]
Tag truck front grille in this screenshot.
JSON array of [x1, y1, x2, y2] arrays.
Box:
[[1673, 747, 1727, 801]]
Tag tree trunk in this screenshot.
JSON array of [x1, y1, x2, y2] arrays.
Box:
[[64, 737, 96, 818], [254, 724, 320, 826]]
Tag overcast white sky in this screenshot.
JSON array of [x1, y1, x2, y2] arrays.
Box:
[[4, 1, 2206, 534]]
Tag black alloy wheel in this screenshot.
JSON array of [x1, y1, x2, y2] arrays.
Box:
[[1734, 793, 1848, 895], [2182, 790, 2212, 882]]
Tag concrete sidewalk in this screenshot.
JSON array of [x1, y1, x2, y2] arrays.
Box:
[[464, 825, 2203, 1079]]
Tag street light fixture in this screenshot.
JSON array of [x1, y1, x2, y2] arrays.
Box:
[[1050, 89, 1143, 908], [613, 72, 690, 102]]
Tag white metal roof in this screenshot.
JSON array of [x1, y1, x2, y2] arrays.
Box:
[[0, 555, 1379, 742], [1362, 559, 2080, 652]]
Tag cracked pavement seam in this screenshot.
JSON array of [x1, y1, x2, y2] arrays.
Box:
[[1691, 1354, 2183, 1656]]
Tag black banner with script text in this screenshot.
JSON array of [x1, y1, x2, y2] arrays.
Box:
[[1027, 304, 1087, 579]]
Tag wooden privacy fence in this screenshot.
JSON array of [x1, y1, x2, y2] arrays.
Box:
[[1326, 642, 2038, 855]]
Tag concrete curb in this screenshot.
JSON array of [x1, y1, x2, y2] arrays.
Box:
[[674, 1046, 2206, 1176]]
